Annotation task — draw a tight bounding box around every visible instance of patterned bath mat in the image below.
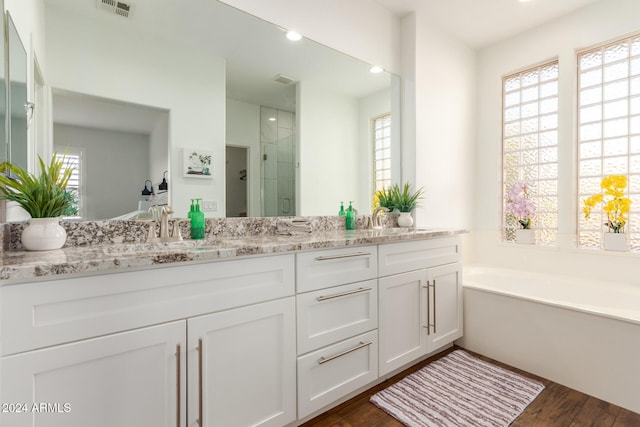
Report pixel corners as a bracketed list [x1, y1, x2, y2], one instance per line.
[370, 350, 544, 427]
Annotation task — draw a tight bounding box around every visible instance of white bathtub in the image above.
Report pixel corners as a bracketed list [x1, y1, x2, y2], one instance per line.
[456, 265, 640, 414]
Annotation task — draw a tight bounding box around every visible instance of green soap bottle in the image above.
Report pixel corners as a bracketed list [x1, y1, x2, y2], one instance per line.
[338, 202, 345, 216]
[188, 199, 195, 220]
[345, 201, 356, 230]
[191, 198, 205, 240]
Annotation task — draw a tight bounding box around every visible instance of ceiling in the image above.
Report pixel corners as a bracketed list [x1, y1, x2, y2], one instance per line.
[45, 0, 390, 134]
[374, 0, 601, 48]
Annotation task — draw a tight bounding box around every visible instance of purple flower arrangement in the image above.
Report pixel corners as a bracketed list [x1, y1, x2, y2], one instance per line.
[505, 181, 536, 229]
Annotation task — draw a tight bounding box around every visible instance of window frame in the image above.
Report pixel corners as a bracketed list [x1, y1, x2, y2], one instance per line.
[501, 59, 560, 246]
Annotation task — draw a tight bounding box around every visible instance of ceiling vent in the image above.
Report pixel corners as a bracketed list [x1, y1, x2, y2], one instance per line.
[97, 0, 133, 18]
[274, 74, 296, 85]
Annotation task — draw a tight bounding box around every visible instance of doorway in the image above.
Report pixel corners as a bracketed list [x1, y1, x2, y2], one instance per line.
[226, 146, 248, 217]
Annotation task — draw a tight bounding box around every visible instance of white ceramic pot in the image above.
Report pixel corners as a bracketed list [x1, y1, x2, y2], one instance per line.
[397, 212, 413, 227]
[516, 228, 534, 244]
[21, 217, 67, 251]
[603, 232, 627, 251]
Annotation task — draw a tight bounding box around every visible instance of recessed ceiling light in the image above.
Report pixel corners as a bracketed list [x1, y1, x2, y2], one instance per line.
[369, 66, 384, 74]
[286, 31, 302, 41]
[269, 117, 277, 122]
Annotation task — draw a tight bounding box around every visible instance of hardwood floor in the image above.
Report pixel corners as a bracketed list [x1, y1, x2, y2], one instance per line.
[301, 346, 640, 427]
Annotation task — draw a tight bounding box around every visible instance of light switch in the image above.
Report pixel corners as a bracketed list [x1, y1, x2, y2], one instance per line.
[202, 200, 217, 212]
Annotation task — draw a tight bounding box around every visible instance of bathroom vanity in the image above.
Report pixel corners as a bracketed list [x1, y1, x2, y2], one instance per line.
[0, 222, 463, 427]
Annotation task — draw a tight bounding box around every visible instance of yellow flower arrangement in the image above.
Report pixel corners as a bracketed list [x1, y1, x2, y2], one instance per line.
[583, 175, 632, 233]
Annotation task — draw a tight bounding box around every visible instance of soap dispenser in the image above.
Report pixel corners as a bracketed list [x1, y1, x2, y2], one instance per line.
[191, 198, 205, 240]
[345, 201, 356, 230]
[338, 202, 345, 216]
[188, 199, 195, 220]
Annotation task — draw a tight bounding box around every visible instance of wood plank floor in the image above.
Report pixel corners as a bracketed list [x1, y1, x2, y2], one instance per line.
[301, 346, 640, 427]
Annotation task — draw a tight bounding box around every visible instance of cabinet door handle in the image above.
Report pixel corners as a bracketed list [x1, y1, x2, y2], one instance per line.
[175, 344, 181, 427]
[315, 252, 371, 261]
[433, 279, 437, 334]
[197, 338, 203, 426]
[318, 341, 372, 365]
[424, 281, 431, 335]
[316, 287, 372, 301]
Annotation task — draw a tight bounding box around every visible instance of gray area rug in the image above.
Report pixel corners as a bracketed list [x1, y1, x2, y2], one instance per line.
[370, 350, 544, 427]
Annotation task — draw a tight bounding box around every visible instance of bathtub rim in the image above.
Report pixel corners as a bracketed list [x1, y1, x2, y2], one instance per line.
[463, 264, 640, 326]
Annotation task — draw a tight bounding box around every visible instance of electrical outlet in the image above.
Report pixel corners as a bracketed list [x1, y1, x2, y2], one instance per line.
[201, 200, 217, 212]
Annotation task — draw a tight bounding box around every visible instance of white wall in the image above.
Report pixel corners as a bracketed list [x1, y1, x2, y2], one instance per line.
[45, 6, 226, 218]
[226, 98, 261, 216]
[410, 12, 477, 230]
[149, 114, 169, 192]
[298, 82, 362, 215]
[220, 0, 401, 75]
[54, 124, 149, 220]
[473, 0, 640, 284]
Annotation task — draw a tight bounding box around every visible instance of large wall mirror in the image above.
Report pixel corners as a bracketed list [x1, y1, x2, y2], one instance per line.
[43, 0, 400, 219]
[5, 11, 27, 172]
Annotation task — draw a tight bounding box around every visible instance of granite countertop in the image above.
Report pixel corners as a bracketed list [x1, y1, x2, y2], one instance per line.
[0, 228, 464, 284]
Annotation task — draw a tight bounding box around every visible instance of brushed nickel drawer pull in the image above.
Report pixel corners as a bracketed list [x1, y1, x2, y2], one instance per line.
[425, 280, 431, 335]
[175, 344, 181, 427]
[315, 252, 371, 261]
[316, 287, 372, 301]
[197, 338, 203, 426]
[433, 279, 437, 334]
[318, 341, 372, 365]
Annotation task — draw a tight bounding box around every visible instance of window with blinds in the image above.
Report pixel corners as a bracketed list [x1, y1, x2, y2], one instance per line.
[373, 113, 392, 193]
[502, 61, 560, 245]
[57, 152, 81, 217]
[577, 34, 640, 251]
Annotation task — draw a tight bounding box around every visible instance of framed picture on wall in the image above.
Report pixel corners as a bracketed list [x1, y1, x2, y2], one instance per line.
[183, 148, 213, 178]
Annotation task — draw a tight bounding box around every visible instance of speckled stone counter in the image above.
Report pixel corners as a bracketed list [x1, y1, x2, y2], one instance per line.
[0, 216, 465, 283]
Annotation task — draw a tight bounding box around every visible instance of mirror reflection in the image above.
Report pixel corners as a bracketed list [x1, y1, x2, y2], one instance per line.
[7, 12, 27, 171]
[44, 0, 399, 219]
[0, 0, 5, 165]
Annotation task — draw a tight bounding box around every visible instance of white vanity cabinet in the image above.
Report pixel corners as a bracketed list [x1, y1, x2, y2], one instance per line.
[295, 246, 379, 419]
[378, 237, 463, 376]
[187, 297, 296, 427]
[0, 254, 297, 427]
[1, 321, 186, 427]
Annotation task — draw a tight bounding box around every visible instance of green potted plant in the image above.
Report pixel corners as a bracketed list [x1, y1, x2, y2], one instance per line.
[374, 182, 424, 227]
[0, 154, 74, 250]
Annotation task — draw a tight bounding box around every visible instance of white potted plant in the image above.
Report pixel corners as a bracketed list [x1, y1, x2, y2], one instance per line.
[506, 181, 536, 244]
[0, 154, 74, 250]
[374, 183, 424, 228]
[583, 175, 631, 251]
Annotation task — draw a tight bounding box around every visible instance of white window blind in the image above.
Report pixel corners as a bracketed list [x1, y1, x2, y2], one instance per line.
[373, 114, 392, 193]
[57, 152, 81, 217]
[502, 61, 559, 245]
[577, 34, 640, 250]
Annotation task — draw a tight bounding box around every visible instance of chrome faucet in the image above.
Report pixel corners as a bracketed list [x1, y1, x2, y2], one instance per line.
[371, 206, 390, 229]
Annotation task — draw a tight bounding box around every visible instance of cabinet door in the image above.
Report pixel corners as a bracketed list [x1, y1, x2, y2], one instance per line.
[1, 321, 186, 427]
[425, 262, 463, 351]
[187, 297, 296, 427]
[378, 270, 427, 376]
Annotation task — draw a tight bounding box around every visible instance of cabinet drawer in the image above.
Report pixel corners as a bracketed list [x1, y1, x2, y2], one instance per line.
[296, 280, 377, 355]
[297, 330, 378, 418]
[1, 254, 294, 356]
[378, 237, 461, 277]
[296, 246, 377, 293]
